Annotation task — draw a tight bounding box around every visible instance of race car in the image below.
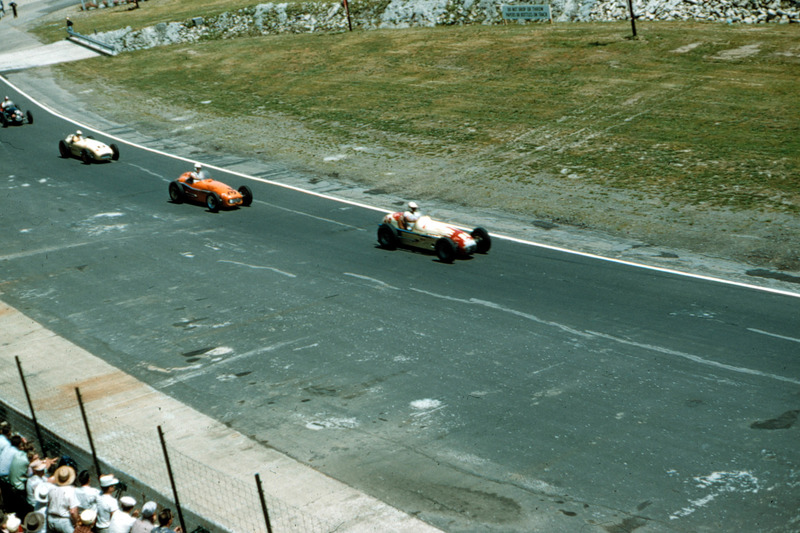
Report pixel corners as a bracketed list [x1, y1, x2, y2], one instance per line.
[0, 103, 33, 127]
[58, 132, 120, 163]
[168, 171, 253, 212]
[378, 211, 491, 263]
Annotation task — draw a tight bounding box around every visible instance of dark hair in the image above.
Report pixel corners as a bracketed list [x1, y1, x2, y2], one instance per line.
[158, 508, 173, 526]
[78, 470, 91, 486]
[10, 434, 22, 447]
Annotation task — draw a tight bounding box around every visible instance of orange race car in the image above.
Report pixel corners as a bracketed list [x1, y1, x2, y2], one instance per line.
[168, 168, 253, 212]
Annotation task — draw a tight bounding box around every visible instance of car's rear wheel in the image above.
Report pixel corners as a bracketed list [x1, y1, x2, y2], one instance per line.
[80, 149, 92, 165]
[26, 111, 33, 125]
[378, 224, 399, 250]
[58, 140, 70, 158]
[471, 227, 491, 254]
[1, 115, 7, 128]
[206, 192, 221, 212]
[110, 144, 120, 161]
[169, 182, 184, 204]
[435, 237, 457, 263]
[238, 185, 253, 207]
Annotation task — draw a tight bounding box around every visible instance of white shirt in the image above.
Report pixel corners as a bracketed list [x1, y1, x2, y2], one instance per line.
[108, 510, 136, 533]
[403, 210, 420, 229]
[0, 444, 18, 475]
[47, 484, 80, 519]
[26, 474, 44, 506]
[96, 493, 119, 528]
[76, 485, 101, 511]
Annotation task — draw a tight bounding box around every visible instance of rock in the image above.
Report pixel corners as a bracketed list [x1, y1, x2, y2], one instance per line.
[90, 0, 800, 53]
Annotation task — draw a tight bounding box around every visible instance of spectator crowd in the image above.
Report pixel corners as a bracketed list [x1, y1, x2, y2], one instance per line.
[0, 421, 186, 533]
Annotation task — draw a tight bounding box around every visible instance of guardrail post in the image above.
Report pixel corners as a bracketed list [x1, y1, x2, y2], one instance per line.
[158, 425, 188, 533]
[255, 473, 274, 533]
[75, 387, 103, 478]
[15, 356, 48, 457]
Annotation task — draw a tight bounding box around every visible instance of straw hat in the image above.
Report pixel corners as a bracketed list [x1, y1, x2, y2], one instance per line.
[53, 465, 76, 486]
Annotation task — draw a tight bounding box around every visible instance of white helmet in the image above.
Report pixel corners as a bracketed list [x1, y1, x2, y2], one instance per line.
[75, 130, 82, 136]
[194, 163, 202, 170]
[408, 201, 419, 212]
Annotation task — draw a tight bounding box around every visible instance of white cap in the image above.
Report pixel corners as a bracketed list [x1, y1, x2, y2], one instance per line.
[120, 495, 136, 508]
[141, 501, 157, 517]
[80, 508, 97, 525]
[5, 513, 21, 531]
[99, 474, 119, 487]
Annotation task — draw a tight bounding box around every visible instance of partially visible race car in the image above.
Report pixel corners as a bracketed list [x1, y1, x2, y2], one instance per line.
[58, 133, 120, 164]
[0, 104, 33, 127]
[378, 212, 491, 263]
[169, 172, 253, 212]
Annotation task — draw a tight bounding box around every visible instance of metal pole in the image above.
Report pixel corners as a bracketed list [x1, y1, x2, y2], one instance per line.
[75, 388, 103, 479]
[15, 356, 47, 457]
[627, 0, 637, 38]
[158, 426, 188, 533]
[255, 473, 274, 533]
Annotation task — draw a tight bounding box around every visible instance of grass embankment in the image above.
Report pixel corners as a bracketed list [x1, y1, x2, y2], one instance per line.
[43, 6, 800, 217]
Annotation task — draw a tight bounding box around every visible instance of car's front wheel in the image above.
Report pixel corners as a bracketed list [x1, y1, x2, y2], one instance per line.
[26, 111, 33, 125]
[80, 149, 92, 165]
[169, 182, 184, 204]
[435, 237, 457, 263]
[58, 140, 70, 158]
[206, 192, 221, 212]
[378, 224, 399, 250]
[471, 227, 491, 254]
[238, 185, 253, 207]
[110, 144, 120, 161]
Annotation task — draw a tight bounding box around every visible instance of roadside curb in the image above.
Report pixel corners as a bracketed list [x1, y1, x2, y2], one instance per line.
[0, 300, 442, 532]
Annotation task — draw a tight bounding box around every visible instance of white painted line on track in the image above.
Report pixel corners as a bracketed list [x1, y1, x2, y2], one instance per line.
[218, 259, 296, 278]
[0, 242, 92, 261]
[4, 75, 799, 300]
[343, 272, 400, 290]
[747, 328, 800, 344]
[587, 330, 800, 386]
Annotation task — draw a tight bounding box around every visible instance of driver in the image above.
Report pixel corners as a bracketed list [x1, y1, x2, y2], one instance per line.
[187, 163, 208, 183]
[1, 96, 13, 110]
[70, 129, 84, 142]
[403, 201, 421, 230]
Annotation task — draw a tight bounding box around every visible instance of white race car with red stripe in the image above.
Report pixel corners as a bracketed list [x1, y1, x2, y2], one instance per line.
[378, 212, 491, 263]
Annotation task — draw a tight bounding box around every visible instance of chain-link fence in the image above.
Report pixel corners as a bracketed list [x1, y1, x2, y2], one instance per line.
[1, 357, 333, 533]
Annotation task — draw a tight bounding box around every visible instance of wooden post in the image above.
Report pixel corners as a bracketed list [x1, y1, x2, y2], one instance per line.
[343, 0, 352, 31]
[627, 0, 637, 37]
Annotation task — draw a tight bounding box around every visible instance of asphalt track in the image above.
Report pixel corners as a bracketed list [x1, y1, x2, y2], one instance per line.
[2, 44, 800, 533]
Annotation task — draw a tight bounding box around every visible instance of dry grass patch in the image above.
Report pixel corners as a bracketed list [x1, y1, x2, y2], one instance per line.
[52, 21, 800, 220]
